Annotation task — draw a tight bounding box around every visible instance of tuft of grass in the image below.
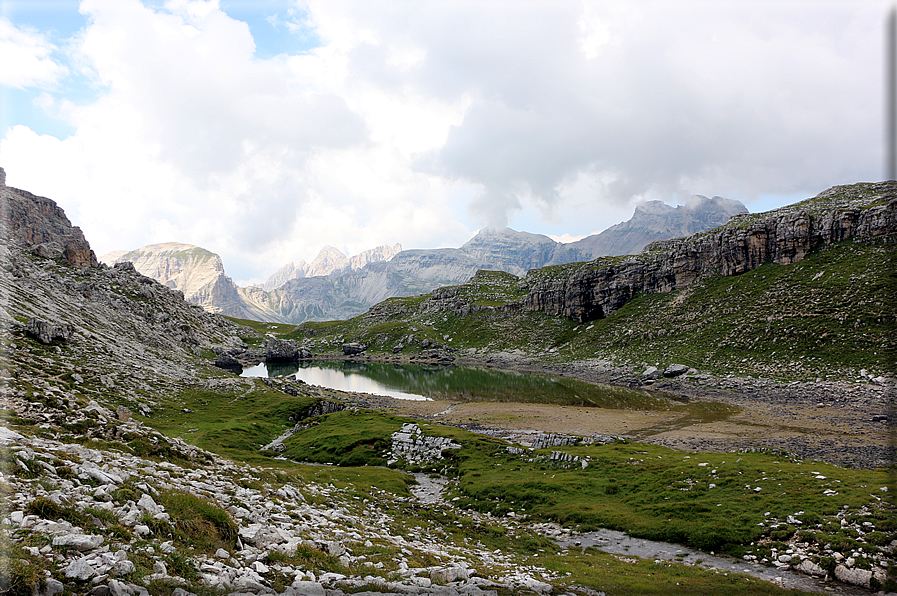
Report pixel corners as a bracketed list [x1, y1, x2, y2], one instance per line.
[154, 489, 238, 553]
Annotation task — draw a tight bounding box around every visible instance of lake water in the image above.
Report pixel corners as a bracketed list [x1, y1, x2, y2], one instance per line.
[241, 360, 680, 410]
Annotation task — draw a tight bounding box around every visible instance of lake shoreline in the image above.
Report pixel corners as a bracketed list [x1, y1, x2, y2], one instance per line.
[263, 351, 893, 470]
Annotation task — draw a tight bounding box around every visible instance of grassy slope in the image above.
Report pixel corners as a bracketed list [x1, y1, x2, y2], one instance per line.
[279, 239, 895, 381]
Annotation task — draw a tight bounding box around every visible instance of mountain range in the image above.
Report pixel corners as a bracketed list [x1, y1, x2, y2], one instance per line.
[101, 195, 747, 324]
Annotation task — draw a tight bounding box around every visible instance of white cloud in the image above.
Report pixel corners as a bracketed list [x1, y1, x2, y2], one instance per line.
[0, 17, 66, 88]
[0, 0, 888, 283]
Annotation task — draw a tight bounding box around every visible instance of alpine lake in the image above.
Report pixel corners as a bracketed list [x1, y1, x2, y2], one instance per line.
[240, 360, 737, 440]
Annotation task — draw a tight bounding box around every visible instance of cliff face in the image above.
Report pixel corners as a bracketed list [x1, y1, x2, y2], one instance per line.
[523, 182, 897, 323]
[101, 242, 281, 321]
[0, 167, 98, 268]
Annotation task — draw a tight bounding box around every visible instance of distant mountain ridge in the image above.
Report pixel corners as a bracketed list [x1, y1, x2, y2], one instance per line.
[103, 195, 747, 324]
[566, 195, 747, 257]
[258, 243, 402, 291]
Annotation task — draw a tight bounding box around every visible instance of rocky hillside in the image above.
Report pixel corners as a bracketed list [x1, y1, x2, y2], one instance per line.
[522, 182, 896, 323]
[566, 194, 747, 257]
[0, 169, 611, 596]
[101, 243, 275, 322]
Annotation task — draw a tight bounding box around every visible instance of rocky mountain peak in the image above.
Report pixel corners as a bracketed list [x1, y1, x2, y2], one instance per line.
[260, 243, 403, 291]
[0, 166, 98, 268]
[568, 195, 748, 257]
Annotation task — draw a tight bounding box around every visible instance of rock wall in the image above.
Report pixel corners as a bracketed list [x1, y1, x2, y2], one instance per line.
[0, 167, 99, 268]
[523, 182, 897, 322]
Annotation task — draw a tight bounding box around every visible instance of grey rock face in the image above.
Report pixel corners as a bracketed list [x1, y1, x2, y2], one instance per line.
[0, 171, 98, 268]
[25, 318, 74, 344]
[567, 195, 747, 257]
[388, 423, 461, 466]
[265, 338, 299, 362]
[524, 182, 897, 322]
[342, 342, 366, 355]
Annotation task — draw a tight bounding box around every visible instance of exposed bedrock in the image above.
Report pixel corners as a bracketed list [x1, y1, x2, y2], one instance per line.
[523, 182, 897, 322]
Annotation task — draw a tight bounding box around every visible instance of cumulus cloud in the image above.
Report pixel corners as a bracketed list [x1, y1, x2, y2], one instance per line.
[0, 17, 66, 88]
[0, 0, 886, 283]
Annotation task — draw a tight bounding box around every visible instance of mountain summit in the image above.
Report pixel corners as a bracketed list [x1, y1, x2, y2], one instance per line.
[567, 195, 747, 257]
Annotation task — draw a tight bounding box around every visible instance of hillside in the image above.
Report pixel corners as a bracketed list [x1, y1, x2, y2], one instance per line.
[1, 170, 894, 595]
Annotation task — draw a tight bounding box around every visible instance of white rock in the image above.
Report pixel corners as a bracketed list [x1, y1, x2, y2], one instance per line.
[797, 559, 826, 577]
[107, 579, 134, 596]
[431, 566, 470, 583]
[64, 557, 98, 580]
[136, 493, 159, 514]
[52, 533, 103, 551]
[290, 580, 325, 595]
[834, 564, 872, 588]
[43, 577, 64, 595]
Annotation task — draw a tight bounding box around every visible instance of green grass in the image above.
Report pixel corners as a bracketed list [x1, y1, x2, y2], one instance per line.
[451, 438, 895, 557]
[541, 548, 810, 595]
[279, 408, 404, 467]
[147, 381, 319, 461]
[154, 488, 238, 553]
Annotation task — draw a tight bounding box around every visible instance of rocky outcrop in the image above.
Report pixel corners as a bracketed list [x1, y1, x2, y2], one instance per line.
[25, 318, 74, 344]
[523, 182, 897, 322]
[342, 342, 366, 355]
[0, 167, 98, 268]
[387, 423, 461, 466]
[265, 338, 299, 362]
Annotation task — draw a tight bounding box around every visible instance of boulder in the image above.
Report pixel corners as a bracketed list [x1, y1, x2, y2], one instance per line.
[26, 318, 74, 344]
[834, 564, 872, 588]
[265, 338, 299, 362]
[430, 566, 469, 583]
[342, 342, 366, 355]
[214, 352, 242, 371]
[642, 366, 661, 380]
[663, 364, 690, 377]
[53, 533, 103, 551]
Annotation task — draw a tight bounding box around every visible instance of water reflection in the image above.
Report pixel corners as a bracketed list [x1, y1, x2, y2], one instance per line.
[240, 361, 431, 401]
[241, 360, 677, 410]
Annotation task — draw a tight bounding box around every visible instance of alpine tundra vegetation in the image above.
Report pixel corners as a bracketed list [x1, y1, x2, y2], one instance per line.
[0, 168, 894, 596]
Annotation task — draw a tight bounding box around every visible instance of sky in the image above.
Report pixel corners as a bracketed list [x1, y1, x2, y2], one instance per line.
[0, 0, 890, 285]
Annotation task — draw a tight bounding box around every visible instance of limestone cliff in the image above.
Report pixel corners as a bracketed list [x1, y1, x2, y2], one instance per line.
[0, 167, 98, 268]
[523, 182, 897, 322]
[101, 243, 280, 321]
